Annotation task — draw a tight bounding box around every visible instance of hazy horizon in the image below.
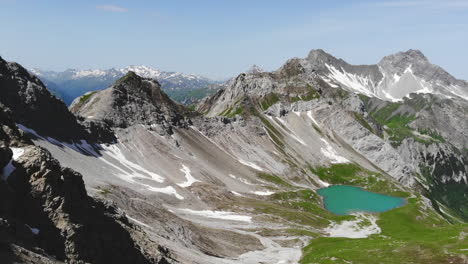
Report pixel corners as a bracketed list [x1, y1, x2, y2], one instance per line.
[1, 0, 467, 80]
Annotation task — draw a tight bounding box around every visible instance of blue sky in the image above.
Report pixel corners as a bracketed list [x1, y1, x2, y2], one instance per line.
[0, 0, 467, 80]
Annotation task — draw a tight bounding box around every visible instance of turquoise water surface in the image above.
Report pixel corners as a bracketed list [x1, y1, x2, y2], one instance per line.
[317, 185, 406, 215]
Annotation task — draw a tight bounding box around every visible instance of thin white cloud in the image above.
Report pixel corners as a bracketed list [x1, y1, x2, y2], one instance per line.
[96, 5, 128, 13]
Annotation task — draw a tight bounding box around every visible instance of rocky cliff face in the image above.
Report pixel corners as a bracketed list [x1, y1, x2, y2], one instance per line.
[0, 57, 88, 142]
[0, 103, 171, 263]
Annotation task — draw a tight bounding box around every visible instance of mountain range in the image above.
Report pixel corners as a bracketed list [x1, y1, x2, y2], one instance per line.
[1, 49, 467, 264]
[30, 66, 221, 105]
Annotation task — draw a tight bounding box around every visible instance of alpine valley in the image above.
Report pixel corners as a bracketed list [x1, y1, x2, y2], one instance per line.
[0, 49, 467, 264]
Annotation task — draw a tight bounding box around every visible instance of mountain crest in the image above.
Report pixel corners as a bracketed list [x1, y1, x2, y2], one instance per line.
[70, 72, 190, 133]
[246, 64, 264, 74]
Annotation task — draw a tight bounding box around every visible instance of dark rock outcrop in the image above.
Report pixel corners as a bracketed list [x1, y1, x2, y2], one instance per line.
[0, 56, 88, 142]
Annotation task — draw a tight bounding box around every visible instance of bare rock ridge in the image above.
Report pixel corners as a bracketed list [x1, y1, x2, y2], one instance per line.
[70, 71, 192, 135]
[0, 56, 89, 142]
[286, 49, 468, 101]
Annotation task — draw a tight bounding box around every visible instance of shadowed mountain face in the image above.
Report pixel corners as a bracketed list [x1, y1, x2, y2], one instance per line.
[0, 57, 88, 142]
[1, 50, 467, 264]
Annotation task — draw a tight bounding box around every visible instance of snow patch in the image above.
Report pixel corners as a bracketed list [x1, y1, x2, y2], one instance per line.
[325, 64, 375, 97]
[253, 191, 275, 196]
[267, 116, 307, 146]
[102, 144, 165, 183]
[11, 148, 25, 160]
[239, 159, 264, 172]
[180, 209, 252, 222]
[229, 174, 255, 185]
[317, 179, 330, 187]
[1, 147, 27, 180]
[306, 111, 320, 126]
[320, 139, 349, 164]
[325, 214, 381, 238]
[177, 164, 200, 187]
[127, 216, 152, 229]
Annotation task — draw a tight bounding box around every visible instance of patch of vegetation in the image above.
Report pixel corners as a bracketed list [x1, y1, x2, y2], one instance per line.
[260, 93, 280, 110]
[248, 200, 331, 227]
[420, 158, 468, 221]
[369, 102, 418, 146]
[244, 189, 353, 228]
[97, 186, 111, 196]
[222, 106, 244, 117]
[353, 112, 377, 135]
[258, 172, 292, 188]
[310, 163, 363, 185]
[258, 114, 284, 148]
[187, 104, 197, 111]
[418, 128, 446, 143]
[79, 91, 97, 104]
[165, 87, 217, 104]
[301, 197, 468, 264]
[290, 84, 321, 102]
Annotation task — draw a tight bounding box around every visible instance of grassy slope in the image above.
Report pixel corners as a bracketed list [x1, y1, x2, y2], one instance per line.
[301, 163, 468, 264]
[301, 197, 468, 264]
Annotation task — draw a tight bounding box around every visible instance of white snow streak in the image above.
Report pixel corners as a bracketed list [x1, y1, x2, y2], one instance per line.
[326, 64, 375, 97]
[177, 164, 200, 187]
[127, 216, 152, 229]
[11, 148, 25, 160]
[229, 174, 255, 185]
[306, 110, 320, 126]
[239, 159, 264, 172]
[253, 191, 275, 196]
[317, 179, 330, 187]
[102, 144, 165, 183]
[180, 209, 252, 222]
[266, 116, 307, 146]
[320, 139, 349, 164]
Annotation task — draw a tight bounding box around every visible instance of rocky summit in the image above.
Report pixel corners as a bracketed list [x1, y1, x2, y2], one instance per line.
[1, 49, 467, 264]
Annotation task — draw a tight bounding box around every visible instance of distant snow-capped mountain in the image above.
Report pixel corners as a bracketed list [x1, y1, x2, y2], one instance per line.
[30, 65, 220, 105]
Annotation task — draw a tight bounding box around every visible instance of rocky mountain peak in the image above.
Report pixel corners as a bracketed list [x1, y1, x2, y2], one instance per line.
[378, 49, 429, 69]
[305, 49, 344, 66]
[70, 72, 191, 133]
[246, 65, 264, 74]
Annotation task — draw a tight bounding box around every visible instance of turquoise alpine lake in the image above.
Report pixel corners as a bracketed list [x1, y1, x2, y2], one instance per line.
[317, 185, 406, 215]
